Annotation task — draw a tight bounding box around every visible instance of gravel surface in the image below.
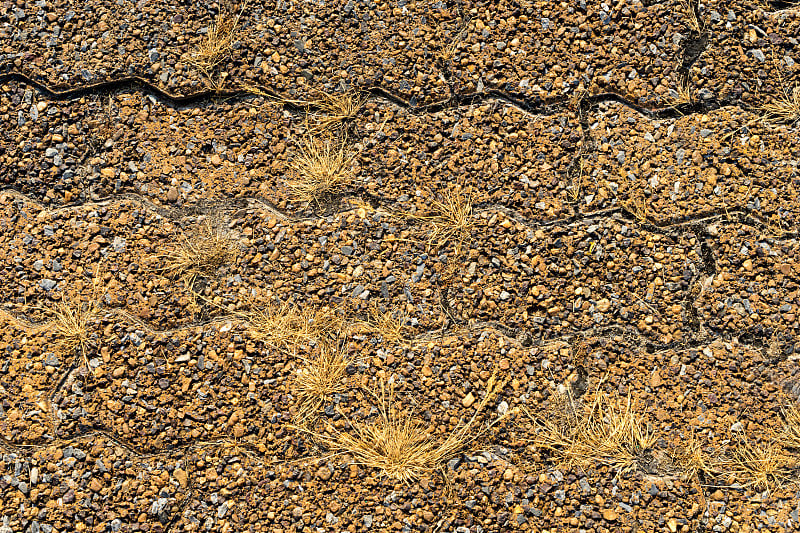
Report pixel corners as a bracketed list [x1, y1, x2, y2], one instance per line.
[2, 0, 800, 531]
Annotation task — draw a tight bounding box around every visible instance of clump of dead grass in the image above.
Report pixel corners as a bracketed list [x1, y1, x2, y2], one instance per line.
[715, 434, 792, 492]
[781, 401, 800, 450]
[242, 300, 342, 354]
[351, 305, 411, 346]
[405, 185, 474, 249]
[241, 86, 366, 133]
[438, 22, 470, 65]
[526, 384, 657, 474]
[619, 184, 650, 224]
[35, 263, 105, 370]
[189, 4, 244, 87]
[312, 371, 508, 482]
[760, 83, 800, 125]
[159, 220, 236, 289]
[293, 340, 349, 427]
[287, 133, 355, 205]
[299, 89, 367, 133]
[51, 295, 101, 369]
[671, 430, 716, 483]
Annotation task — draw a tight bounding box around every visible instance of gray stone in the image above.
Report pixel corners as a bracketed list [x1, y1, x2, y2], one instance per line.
[39, 279, 56, 291]
[112, 236, 126, 252]
[412, 263, 425, 283]
[749, 49, 766, 63]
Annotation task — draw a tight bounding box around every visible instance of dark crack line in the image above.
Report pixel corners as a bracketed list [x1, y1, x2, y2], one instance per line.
[0, 71, 753, 121]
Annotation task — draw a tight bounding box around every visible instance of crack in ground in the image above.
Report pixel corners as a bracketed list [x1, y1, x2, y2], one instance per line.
[0, 71, 752, 120]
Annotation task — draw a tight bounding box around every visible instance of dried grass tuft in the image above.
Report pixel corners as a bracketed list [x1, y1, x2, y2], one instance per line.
[780, 401, 800, 450]
[665, 75, 694, 107]
[526, 384, 656, 474]
[243, 301, 342, 354]
[287, 133, 355, 205]
[51, 295, 100, 369]
[242, 87, 366, 133]
[159, 220, 235, 289]
[351, 305, 410, 346]
[672, 430, 714, 482]
[293, 341, 349, 427]
[312, 370, 508, 482]
[406, 185, 474, 249]
[715, 435, 791, 492]
[678, 0, 703, 33]
[302, 89, 367, 133]
[760, 84, 800, 125]
[190, 5, 243, 81]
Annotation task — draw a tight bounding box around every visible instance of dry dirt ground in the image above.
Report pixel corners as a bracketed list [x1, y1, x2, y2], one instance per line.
[2, 0, 800, 532]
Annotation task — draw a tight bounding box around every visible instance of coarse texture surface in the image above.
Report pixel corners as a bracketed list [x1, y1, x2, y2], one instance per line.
[2, 0, 800, 532]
